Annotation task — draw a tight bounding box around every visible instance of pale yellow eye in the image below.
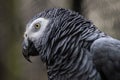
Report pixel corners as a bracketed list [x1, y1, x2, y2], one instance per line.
[34, 23, 41, 29]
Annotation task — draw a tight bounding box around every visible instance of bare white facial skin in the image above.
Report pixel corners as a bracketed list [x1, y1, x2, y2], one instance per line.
[24, 18, 49, 41]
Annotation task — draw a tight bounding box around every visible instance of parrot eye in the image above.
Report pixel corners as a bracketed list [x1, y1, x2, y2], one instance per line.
[34, 23, 41, 29]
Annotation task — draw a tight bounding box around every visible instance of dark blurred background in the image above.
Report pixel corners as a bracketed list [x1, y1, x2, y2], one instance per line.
[0, 0, 120, 80]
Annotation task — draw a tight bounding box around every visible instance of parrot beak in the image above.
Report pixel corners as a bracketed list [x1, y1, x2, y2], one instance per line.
[22, 38, 39, 63]
[22, 38, 32, 62]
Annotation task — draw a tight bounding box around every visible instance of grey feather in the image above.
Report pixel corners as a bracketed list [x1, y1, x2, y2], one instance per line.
[91, 37, 120, 80]
[33, 8, 103, 80]
[22, 8, 120, 80]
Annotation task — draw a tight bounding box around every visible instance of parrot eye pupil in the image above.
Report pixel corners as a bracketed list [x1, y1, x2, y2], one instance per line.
[34, 23, 41, 29]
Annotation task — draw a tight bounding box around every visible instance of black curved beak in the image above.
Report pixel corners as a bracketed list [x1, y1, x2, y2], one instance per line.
[22, 38, 39, 63]
[22, 38, 32, 62]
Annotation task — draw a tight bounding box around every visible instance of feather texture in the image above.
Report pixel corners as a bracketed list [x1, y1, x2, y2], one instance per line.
[23, 8, 120, 80]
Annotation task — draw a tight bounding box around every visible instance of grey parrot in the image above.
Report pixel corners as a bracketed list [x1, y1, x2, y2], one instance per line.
[22, 8, 120, 80]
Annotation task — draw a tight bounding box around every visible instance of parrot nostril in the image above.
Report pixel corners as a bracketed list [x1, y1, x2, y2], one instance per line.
[24, 33, 27, 38]
[24, 33, 28, 38]
[25, 34, 27, 37]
